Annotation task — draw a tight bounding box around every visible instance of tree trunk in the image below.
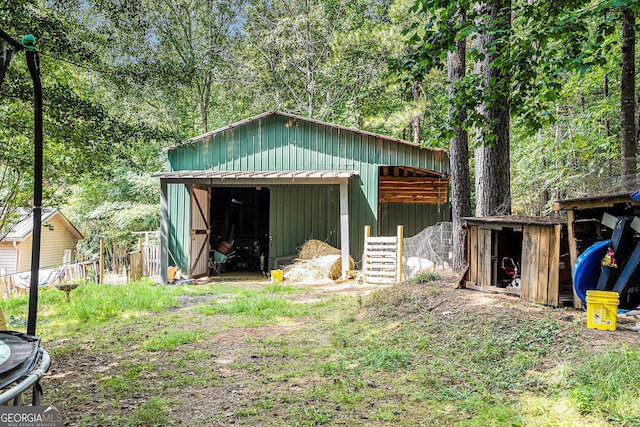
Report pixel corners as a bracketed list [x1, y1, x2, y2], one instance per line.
[621, 9, 636, 192]
[447, 8, 471, 272]
[604, 74, 610, 138]
[412, 83, 421, 145]
[474, 0, 511, 217]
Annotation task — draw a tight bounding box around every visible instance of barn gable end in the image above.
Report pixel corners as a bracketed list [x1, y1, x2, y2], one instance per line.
[159, 111, 450, 281]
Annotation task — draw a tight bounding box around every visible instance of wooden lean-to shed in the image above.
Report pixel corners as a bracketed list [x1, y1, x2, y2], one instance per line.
[462, 216, 573, 307]
[553, 193, 640, 308]
[156, 111, 451, 282]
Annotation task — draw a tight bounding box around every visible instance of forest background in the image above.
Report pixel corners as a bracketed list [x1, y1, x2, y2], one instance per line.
[1, 0, 637, 261]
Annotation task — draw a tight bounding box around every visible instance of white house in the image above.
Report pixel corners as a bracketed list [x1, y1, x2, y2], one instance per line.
[0, 208, 83, 275]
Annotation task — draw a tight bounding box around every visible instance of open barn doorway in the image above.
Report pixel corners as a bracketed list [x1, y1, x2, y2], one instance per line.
[209, 187, 270, 274]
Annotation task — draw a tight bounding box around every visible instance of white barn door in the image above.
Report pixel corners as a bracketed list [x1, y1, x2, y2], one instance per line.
[190, 187, 210, 278]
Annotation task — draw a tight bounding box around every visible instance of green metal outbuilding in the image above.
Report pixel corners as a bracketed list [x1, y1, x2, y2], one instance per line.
[157, 111, 450, 283]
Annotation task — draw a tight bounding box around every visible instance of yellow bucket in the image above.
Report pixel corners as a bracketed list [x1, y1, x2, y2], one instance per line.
[271, 269, 283, 284]
[586, 290, 619, 331]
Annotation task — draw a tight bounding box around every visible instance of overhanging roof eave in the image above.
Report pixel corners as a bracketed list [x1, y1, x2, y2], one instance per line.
[160, 177, 351, 185]
[152, 170, 359, 185]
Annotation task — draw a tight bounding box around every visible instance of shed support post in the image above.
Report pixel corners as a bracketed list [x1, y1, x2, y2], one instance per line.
[339, 180, 350, 279]
[160, 179, 169, 284]
[566, 208, 581, 309]
[397, 225, 404, 283]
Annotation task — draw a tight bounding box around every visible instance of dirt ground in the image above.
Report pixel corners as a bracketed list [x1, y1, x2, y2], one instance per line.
[41, 275, 638, 426]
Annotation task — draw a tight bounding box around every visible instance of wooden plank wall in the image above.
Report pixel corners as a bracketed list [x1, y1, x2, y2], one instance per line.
[378, 176, 448, 204]
[466, 222, 561, 306]
[521, 224, 560, 306]
[479, 227, 493, 288]
[468, 225, 478, 285]
[521, 225, 538, 302]
[476, 225, 485, 287]
[466, 225, 494, 288]
[548, 225, 561, 307]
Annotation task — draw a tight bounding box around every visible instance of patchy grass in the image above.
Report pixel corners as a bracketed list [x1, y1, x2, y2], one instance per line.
[143, 330, 203, 351]
[2, 279, 180, 337]
[568, 350, 640, 424]
[408, 271, 441, 285]
[4, 278, 640, 426]
[131, 397, 170, 426]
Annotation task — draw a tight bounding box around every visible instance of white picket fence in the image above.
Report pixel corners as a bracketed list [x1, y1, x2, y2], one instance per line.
[0, 240, 161, 300]
[0, 260, 99, 300]
[142, 244, 160, 278]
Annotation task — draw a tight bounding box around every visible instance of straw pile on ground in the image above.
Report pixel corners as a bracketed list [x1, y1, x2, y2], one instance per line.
[284, 240, 354, 282]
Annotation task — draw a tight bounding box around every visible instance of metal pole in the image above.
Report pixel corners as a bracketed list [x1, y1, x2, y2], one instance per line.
[24, 36, 42, 336]
[160, 179, 169, 284]
[99, 240, 105, 284]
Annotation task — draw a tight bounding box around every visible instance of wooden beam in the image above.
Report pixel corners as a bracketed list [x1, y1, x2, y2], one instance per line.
[378, 175, 449, 204]
[379, 166, 447, 178]
[379, 176, 449, 185]
[340, 181, 350, 279]
[553, 194, 639, 211]
[160, 178, 169, 284]
[397, 225, 403, 283]
[477, 228, 486, 287]
[565, 209, 581, 309]
[378, 188, 448, 195]
[378, 195, 448, 204]
[548, 224, 561, 307]
[537, 225, 550, 305]
[469, 225, 478, 284]
[378, 188, 449, 194]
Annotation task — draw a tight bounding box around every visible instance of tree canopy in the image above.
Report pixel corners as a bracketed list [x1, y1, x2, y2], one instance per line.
[1, 0, 639, 251]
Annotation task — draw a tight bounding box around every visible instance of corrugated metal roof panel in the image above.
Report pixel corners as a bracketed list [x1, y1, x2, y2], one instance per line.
[2, 208, 59, 241]
[463, 216, 567, 226]
[163, 111, 447, 153]
[153, 170, 359, 181]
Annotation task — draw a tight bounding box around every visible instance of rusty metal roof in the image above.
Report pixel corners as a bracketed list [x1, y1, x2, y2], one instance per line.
[463, 215, 567, 226]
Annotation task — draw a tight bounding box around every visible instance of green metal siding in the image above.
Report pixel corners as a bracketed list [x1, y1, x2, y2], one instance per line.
[167, 183, 191, 273]
[268, 185, 339, 266]
[169, 115, 448, 175]
[166, 113, 450, 264]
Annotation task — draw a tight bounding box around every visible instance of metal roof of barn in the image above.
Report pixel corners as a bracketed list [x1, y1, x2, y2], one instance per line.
[153, 169, 359, 184]
[163, 111, 445, 152]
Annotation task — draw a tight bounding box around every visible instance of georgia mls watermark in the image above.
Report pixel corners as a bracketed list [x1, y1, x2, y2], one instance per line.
[0, 406, 63, 427]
